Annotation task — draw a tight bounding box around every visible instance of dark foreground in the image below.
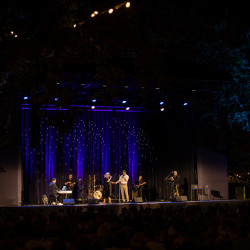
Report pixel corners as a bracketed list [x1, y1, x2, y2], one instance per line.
[0, 200, 250, 249]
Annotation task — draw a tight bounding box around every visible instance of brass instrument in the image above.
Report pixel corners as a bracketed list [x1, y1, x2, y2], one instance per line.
[175, 185, 180, 196]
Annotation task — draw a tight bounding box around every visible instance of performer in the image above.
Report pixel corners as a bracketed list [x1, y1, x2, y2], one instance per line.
[65, 174, 76, 190]
[134, 175, 146, 197]
[103, 172, 113, 204]
[72, 178, 86, 203]
[169, 171, 181, 199]
[115, 170, 129, 202]
[49, 178, 60, 203]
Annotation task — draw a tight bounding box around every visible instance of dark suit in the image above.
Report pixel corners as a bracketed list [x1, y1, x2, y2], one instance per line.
[168, 175, 181, 199]
[49, 182, 59, 203]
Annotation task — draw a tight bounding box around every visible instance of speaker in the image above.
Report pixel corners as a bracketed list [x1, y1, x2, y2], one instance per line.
[175, 196, 188, 202]
[132, 197, 143, 203]
[87, 198, 99, 204]
[63, 199, 75, 205]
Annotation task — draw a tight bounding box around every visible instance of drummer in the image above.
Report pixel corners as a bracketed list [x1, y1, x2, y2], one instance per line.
[103, 172, 114, 204]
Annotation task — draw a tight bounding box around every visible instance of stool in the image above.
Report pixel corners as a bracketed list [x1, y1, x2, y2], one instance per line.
[191, 184, 199, 201]
[201, 184, 209, 200]
[54, 194, 59, 205]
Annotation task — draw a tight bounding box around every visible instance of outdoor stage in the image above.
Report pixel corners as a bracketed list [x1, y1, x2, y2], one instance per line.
[1, 199, 249, 216]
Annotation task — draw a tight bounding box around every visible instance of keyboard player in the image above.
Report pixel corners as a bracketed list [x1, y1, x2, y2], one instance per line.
[49, 178, 60, 203]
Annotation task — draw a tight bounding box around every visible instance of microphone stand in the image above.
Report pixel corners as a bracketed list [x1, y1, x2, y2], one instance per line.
[165, 171, 173, 181]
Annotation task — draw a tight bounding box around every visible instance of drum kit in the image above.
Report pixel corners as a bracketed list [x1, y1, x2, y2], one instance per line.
[87, 175, 104, 200]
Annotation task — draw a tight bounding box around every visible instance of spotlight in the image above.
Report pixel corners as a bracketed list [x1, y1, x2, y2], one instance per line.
[125, 2, 131, 8]
[126, 107, 130, 110]
[73, 24, 77, 28]
[23, 96, 28, 100]
[91, 106, 95, 109]
[54, 97, 58, 101]
[108, 8, 114, 14]
[10, 31, 14, 35]
[94, 11, 99, 15]
[160, 108, 164, 111]
[183, 102, 188, 106]
[91, 13, 95, 17]
[14, 34, 18, 38]
[160, 101, 164, 105]
[92, 99, 97, 103]
[122, 100, 127, 104]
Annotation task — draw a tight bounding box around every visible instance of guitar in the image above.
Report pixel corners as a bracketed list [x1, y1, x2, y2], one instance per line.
[134, 182, 146, 189]
[65, 181, 76, 189]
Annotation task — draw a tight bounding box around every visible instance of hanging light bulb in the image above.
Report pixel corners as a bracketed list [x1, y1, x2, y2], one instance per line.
[125, 2, 131, 8]
[108, 8, 114, 14]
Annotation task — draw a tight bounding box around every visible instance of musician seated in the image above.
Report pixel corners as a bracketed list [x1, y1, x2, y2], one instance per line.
[49, 178, 60, 204]
[134, 175, 146, 198]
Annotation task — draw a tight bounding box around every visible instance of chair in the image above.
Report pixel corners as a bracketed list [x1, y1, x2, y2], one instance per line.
[201, 184, 210, 200]
[191, 184, 199, 201]
[211, 190, 223, 200]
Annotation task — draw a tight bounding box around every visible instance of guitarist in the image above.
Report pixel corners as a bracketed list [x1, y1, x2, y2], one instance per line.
[134, 175, 146, 197]
[65, 174, 76, 191]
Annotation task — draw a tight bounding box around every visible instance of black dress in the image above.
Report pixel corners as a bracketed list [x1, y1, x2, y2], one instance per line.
[103, 177, 111, 199]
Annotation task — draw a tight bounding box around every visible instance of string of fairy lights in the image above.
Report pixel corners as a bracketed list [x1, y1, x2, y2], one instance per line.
[8, 1, 131, 38]
[74, 1, 131, 27]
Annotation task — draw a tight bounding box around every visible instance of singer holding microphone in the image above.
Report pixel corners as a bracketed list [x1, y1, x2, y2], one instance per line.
[103, 172, 113, 204]
[115, 170, 130, 202]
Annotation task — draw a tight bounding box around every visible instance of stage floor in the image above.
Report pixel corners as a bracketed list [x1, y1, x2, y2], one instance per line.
[1, 199, 249, 215]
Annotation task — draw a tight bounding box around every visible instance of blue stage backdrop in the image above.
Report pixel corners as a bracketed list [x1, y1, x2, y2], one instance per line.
[22, 109, 152, 204]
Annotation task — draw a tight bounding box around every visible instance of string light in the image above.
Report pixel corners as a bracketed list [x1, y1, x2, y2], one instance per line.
[8, 1, 131, 38]
[125, 2, 131, 8]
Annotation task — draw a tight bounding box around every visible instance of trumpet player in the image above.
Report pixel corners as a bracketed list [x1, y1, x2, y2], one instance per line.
[115, 170, 130, 202]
